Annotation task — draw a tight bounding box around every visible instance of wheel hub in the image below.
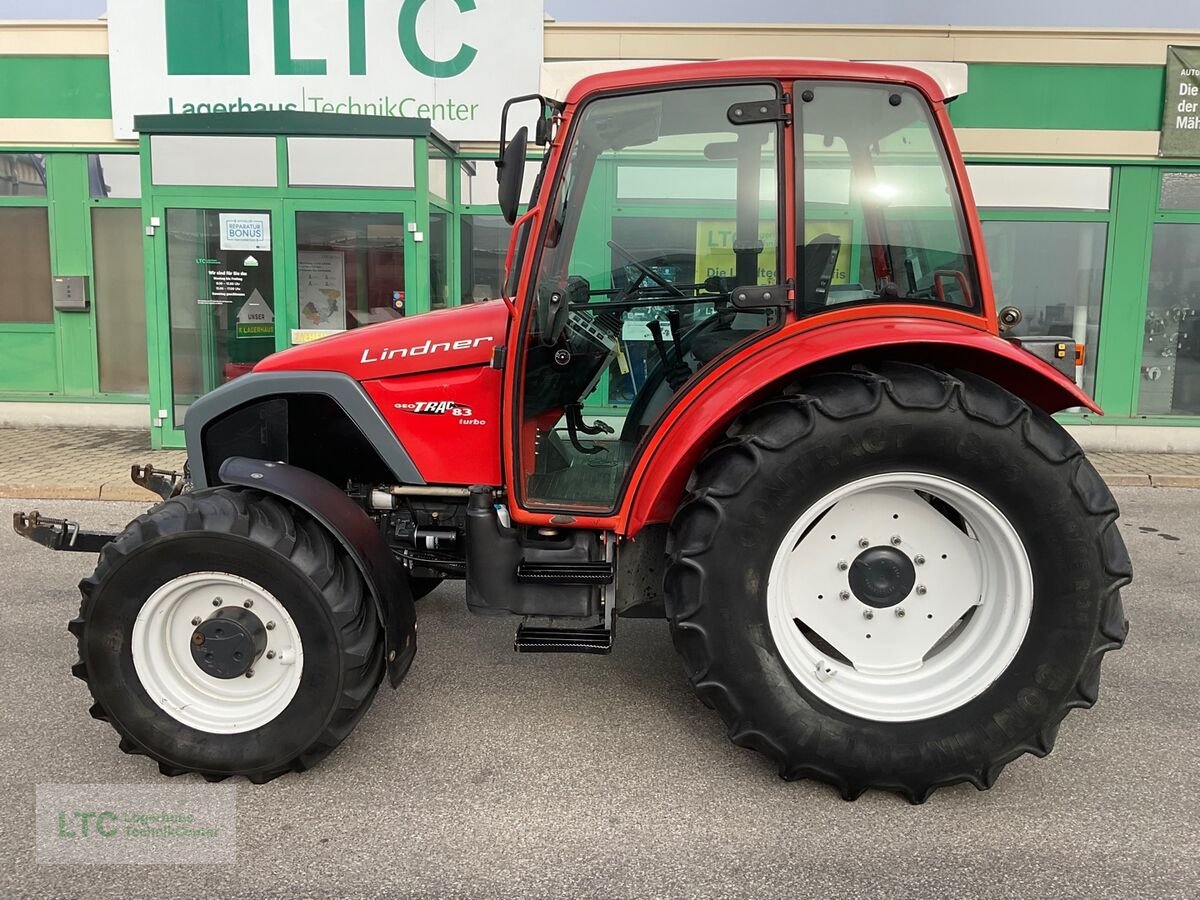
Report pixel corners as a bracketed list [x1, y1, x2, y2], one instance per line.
[848, 546, 916, 609]
[189, 606, 267, 679]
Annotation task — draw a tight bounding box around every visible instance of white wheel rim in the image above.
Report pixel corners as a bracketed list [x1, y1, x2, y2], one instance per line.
[131, 572, 304, 734]
[766, 473, 1033, 722]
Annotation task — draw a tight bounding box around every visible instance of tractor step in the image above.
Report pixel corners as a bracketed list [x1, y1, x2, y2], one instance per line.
[515, 560, 614, 585]
[514, 622, 613, 654]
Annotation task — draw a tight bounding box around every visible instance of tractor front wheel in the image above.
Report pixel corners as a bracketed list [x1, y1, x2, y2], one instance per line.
[665, 363, 1130, 801]
[70, 488, 384, 782]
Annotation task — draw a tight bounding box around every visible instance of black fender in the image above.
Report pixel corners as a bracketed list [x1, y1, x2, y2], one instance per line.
[217, 456, 416, 688]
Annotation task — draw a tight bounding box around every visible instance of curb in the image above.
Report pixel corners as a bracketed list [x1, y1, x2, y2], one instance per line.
[0, 484, 159, 502]
[1102, 474, 1152, 487]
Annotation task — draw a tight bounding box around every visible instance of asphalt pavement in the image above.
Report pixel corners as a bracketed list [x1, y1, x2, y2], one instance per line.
[1, 489, 1197, 899]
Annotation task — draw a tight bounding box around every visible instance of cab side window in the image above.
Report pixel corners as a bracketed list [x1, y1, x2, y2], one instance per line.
[797, 83, 979, 313]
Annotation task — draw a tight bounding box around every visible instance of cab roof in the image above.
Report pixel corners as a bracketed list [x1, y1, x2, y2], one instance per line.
[554, 58, 963, 106]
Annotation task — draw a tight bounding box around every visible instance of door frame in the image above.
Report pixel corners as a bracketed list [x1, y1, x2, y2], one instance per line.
[147, 196, 285, 447]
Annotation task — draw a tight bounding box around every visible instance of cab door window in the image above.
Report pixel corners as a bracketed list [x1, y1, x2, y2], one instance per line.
[519, 83, 782, 512]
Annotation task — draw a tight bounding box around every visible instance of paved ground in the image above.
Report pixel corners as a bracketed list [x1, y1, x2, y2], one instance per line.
[1, 426, 1200, 500]
[1, 488, 1197, 899]
[0, 428, 186, 501]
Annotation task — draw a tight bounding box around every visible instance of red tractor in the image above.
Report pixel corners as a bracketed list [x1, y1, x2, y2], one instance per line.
[16, 59, 1130, 802]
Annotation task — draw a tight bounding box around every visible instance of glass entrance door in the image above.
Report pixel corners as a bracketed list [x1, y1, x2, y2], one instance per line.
[151, 200, 284, 445]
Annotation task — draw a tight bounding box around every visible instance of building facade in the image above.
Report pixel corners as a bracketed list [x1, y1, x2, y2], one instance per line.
[1, 17, 1199, 449]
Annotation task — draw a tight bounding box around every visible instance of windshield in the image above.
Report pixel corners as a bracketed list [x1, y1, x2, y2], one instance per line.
[796, 82, 980, 314]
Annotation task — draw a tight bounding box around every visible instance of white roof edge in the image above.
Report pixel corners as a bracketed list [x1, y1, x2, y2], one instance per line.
[876, 61, 969, 99]
[540, 59, 968, 102]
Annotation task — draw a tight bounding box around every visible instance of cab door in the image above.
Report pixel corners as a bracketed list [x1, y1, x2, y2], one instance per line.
[504, 81, 790, 522]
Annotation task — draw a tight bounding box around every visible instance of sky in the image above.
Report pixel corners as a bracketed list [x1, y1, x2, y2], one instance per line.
[0, 0, 1197, 27]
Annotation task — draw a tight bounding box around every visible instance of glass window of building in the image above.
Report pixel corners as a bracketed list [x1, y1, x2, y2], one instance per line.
[295, 211, 408, 328]
[1139, 223, 1200, 416]
[428, 147, 449, 202]
[982, 221, 1107, 398]
[92, 207, 148, 393]
[460, 214, 509, 303]
[460, 157, 542, 206]
[0, 207, 53, 322]
[428, 211, 449, 309]
[0, 153, 47, 197]
[88, 154, 142, 199]
[1159, 171, 1200, 211]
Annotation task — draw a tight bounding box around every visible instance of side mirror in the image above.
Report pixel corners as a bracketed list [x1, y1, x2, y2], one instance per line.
[497, 126, 528, 226]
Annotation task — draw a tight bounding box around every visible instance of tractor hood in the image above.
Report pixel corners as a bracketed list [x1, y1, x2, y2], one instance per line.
[254, 300, 511, 381]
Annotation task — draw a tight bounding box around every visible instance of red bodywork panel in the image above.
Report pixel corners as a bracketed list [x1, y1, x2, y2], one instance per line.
[255, 300, 510, 486]
[255, 300, 509, 380]
[362, 366, 504, 485]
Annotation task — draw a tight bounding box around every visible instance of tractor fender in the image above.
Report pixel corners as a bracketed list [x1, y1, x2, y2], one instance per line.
[622, 316, 1098, 535]
[185, 371, 425, 491]
[217, 456, 416, 688]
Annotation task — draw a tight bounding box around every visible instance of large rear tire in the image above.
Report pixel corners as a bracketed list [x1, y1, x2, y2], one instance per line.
[70, 488, 384, 782]
[664, 363, 1130, 802]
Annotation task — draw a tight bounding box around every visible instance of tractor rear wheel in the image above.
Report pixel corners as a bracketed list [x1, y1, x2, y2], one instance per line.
[665, 363, 1130, 802]
[70, 488, 384, 782]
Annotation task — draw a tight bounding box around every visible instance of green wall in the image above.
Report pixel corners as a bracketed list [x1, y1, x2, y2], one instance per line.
[948, 64, 1166, 131]
[0, 56, 111, 119]
[0, 56, 1176, 131]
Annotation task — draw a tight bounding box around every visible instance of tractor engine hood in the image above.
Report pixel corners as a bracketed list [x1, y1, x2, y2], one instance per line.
[254, 300, 511, 380]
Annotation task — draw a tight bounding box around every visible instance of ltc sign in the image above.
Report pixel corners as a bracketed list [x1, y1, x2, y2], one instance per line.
[107, 0, 544, 141]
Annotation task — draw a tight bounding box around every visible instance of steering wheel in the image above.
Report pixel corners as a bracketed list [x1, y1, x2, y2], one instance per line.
[608, 240, 685, 298]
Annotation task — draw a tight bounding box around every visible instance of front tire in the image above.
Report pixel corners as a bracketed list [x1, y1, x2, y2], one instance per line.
[665, 363, 1131, 801]
[70, 488, 384, 782]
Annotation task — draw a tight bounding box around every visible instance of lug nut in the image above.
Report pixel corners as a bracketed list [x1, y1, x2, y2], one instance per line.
[243, 599, 253, 608]
[245, 669, 254, 678]
[915, 585, 927, 596]
[266, 650, 276, 660]
[191, 616, 202, 626]
[211, 598, 221, 607]
[890, 535, 902, 546]
[839, 590, 851, 601]
[914, 555, 926, 566]
[862, 609, 874, 620]
[895, 607, 906, 618]
[837, 560, 849, 571]
[265, 621, 275, 630]
[858, 537, 870, 548]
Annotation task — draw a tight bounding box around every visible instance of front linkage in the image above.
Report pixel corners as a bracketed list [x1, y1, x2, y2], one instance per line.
[12, 463, 185, 554]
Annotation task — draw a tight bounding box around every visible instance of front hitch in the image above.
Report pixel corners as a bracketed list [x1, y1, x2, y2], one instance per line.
[12, 460, 180, 554]
[12, 511, 116, 554]
[130, 463, 186, 501]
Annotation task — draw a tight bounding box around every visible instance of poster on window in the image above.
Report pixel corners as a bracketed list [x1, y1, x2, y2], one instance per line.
[298, 251, 347, 331]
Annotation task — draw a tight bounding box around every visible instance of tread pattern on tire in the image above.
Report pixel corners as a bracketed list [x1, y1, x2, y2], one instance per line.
[69, 487, 384, 783]
[665, 362, 1131, 802]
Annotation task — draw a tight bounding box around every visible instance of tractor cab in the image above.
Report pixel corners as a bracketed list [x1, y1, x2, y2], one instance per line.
[498, 62, 984, 521]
